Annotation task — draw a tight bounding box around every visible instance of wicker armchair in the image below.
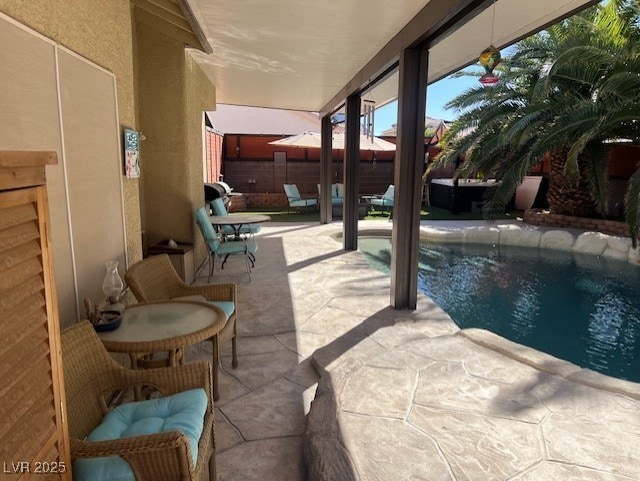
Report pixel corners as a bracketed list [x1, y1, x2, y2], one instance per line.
[61, 321, 216, 481]
[125, 254, 238, 401]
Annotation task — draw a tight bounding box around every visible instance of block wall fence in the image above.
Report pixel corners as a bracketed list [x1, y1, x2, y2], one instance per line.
[524, 209, 633, 238]
[209, 135, 638, 236]
[209, 134, 447, 205]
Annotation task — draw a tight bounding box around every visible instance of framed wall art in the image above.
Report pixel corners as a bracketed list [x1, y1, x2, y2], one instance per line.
[123, 128, 140, 178]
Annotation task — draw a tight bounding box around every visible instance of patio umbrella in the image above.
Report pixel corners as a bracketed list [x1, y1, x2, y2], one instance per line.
[268, 131, 325, 149]
[333, 133, 396, 151]
[269, 131, 396, 151]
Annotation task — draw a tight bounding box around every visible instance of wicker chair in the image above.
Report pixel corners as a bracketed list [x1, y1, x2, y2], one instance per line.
[125, 254, 238, 401]
[61, 321, 216, 481]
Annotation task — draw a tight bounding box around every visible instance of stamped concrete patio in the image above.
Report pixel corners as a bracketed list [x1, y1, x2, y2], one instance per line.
[186, 220, 640, 481]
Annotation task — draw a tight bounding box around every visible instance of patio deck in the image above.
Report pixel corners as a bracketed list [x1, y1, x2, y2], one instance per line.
[185, 220, 640, 481]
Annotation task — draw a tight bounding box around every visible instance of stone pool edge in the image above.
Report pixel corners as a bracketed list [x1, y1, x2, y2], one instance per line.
[460, 328, 640, 401]
[420, 224, 640, 265]
[304, 223, 640, 481]
[356, 222, 640, 399]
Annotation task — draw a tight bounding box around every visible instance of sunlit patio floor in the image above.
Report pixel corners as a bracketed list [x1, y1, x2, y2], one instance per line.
[185, 220, 640, 481]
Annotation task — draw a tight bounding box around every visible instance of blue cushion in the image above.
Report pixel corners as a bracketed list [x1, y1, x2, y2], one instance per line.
[209, 301, 235, 319]
[371, 198, 393, 207]
[247, 224, 261, 234]
[221, 224, 261, 236]
[283, 184, 301, 200]
[170, 296, 235, 319]
[217, 240, 257, 255]
[246, 241, 258, 254]
[210, 198, 228, 216]
[73, 389, 208, 481]
[195, 207, 217, 242]
[290, 199, 317, 207]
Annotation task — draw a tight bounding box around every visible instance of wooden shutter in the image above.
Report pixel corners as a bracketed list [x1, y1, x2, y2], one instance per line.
[0, 152, 70, 480]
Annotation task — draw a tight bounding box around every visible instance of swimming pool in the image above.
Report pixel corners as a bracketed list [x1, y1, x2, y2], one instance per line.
[359, 237, 640, 383]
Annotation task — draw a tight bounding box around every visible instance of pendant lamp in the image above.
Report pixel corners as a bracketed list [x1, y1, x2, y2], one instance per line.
[478, 1, 501, 86]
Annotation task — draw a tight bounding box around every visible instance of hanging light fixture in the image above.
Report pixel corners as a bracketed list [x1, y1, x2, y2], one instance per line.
[362, 83, 375, 141]
[363, 99, 375, 140]
[478, 0, 501, 86]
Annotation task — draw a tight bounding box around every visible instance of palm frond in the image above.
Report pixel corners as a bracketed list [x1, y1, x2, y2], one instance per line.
[431, 0, 640, 228]
[599, 72, 640, 100]
[549, 46, 616, 86]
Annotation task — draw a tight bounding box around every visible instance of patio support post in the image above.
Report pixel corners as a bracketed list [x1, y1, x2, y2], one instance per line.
[320, 115, 333, 224]
[391, 46, 428, 310]
[343, 93, 361, 250]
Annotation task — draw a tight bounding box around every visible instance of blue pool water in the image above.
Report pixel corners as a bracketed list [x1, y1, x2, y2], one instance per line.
[359, 237, 640, 383]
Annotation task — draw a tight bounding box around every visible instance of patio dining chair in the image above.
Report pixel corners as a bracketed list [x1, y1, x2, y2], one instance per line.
[125, 253, 239, 400]
[317, 183, 344, 206]
[61, 321, 216, 481]
[369, 184, 395, 218]
[283, 183, 318, 214]
[210, 198, 261, 239]
[210, 198, 259, 267]
[194, 206, 257, 281]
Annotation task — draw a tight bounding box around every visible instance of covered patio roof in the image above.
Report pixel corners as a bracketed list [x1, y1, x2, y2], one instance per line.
[186, 0, 597, 114]
[183, 0, 598, 309]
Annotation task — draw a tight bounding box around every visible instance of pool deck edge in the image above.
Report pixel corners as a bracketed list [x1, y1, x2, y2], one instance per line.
[460, 328, 640, 401]
[307, 220, 640, 481]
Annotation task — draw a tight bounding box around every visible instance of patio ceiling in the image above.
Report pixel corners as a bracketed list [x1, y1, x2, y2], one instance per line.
[185, 0, 597, 114]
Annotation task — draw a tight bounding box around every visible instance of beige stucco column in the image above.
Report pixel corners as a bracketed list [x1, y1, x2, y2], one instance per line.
[135, 22, 216, 268]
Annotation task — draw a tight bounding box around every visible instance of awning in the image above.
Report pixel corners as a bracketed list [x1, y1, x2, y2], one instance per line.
[187, 0, 597, 113]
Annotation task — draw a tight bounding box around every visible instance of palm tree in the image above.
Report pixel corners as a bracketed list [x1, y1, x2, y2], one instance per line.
[432, 0, 640, 242]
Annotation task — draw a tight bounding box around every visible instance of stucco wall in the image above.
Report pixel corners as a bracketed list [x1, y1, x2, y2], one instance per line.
[185, 53, 216, 265]
[136, 23, 215, 269]
[137, 23, 188, 244]
[0, 0, 143, 264]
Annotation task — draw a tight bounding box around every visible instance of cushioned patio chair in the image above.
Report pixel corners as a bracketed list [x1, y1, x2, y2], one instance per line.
[369, 184, 395, 217]
[283, 183, 318, 213]
[61, 321, 216, 481]
[194, 206, 257, 281]
[210, 198, 261, 238]
[125, 253, 238, 400]
[317, 183, 344, 206]
[209, 198, 259, 267]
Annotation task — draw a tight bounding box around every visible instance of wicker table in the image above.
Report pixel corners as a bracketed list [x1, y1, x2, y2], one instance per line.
[98, 300, 227, 399]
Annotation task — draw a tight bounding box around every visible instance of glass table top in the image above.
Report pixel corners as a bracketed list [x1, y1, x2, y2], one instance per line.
[98, 301, 220, 343]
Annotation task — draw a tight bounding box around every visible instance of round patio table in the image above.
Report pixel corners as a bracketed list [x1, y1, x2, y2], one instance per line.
[98, 300, 227, 399]
[98, 300, 225, 353]
[209, 213, 271, 240]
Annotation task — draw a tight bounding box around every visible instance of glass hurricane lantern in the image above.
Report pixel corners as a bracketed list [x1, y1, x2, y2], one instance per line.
[102, 260, 124, 308]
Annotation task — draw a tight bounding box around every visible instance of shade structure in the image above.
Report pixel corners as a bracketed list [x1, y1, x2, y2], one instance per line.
[334, 133, 396, 151]
[268, 131, 324, 149]
[269, 131, 396, 151]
